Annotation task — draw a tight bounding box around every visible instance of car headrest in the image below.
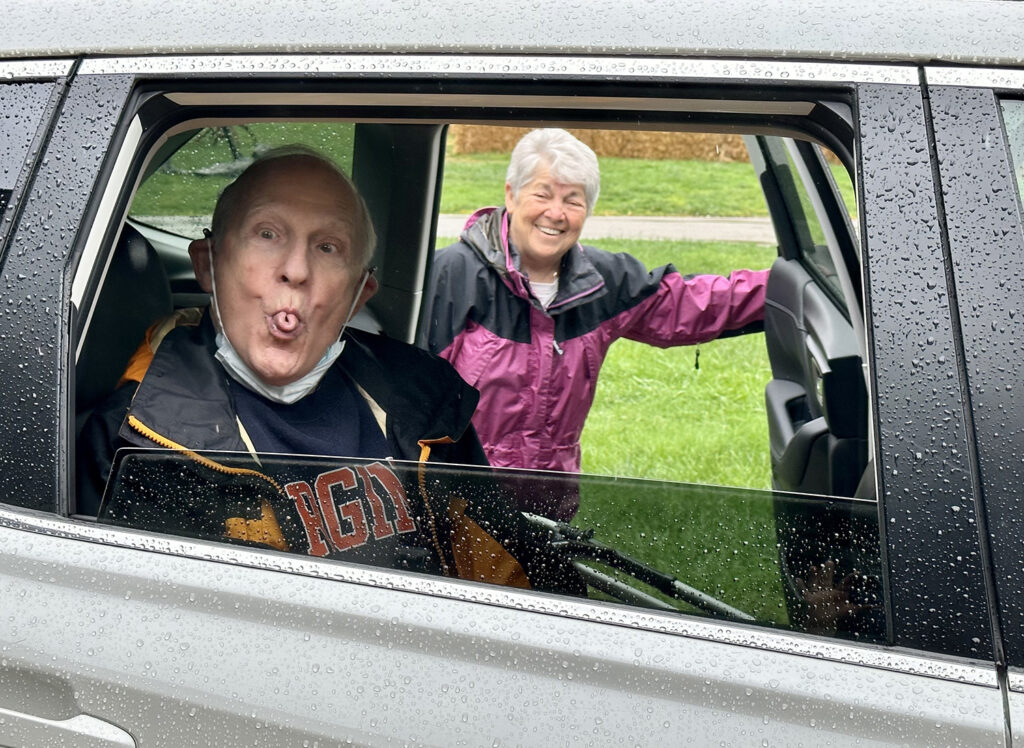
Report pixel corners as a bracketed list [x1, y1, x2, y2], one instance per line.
[76, 224, 173, 413]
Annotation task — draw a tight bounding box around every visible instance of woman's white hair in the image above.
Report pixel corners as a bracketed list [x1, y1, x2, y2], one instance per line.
[506, 129, 601, 214]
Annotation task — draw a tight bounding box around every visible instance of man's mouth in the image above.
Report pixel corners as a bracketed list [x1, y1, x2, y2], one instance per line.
[266, 309, 304, 340]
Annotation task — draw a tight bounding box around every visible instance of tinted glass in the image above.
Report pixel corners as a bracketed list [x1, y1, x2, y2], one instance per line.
[129, 123, 356, 237]
[1002, 99, 1024, 211]
[102, 450, 886, 644]
[0, 83, 53, 245]
[778, 140, 856, 307]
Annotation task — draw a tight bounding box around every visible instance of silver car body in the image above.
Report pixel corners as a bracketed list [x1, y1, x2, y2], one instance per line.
[2, 1, 1024, 745]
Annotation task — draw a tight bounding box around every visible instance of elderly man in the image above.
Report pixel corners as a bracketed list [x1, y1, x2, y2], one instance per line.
[79, 146, 558, 589]
[420, 129, 769, 519]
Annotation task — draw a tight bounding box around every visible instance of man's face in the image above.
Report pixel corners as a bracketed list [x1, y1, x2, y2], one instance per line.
[504, 166, 588, 276]
[189, 157, 376, 387]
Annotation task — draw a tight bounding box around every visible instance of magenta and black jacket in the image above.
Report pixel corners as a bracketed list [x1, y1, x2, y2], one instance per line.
[419, 207, 769, 480]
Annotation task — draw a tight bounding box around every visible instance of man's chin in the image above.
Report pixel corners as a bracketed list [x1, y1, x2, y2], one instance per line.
[249, 355, 311, 388]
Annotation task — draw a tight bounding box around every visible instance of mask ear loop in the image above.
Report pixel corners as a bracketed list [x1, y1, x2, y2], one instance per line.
[338, 265, 377, 340]
[203, 229, 226, 333]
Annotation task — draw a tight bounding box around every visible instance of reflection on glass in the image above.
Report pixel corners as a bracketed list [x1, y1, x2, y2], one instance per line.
[129, 123, 356, 236]
[101, 449, 885, 644]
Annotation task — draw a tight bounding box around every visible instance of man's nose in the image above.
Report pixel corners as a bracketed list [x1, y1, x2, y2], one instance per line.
[279, 241, 310, 284]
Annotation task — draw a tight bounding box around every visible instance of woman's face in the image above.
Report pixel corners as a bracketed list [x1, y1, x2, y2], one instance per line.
[504, 166, 587, 277]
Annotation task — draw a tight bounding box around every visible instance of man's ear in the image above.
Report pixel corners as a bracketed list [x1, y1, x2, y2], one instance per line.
[188, 237, 213, 293]
[352, 272, 379, 315]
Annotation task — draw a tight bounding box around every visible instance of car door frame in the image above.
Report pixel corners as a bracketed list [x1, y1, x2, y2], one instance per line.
[926, 64, 1024, 741]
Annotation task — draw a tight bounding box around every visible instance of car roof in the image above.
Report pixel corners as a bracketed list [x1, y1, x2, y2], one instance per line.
[4, 0, 1024, 69]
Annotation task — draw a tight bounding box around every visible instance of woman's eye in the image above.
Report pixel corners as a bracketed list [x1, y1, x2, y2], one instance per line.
[317, 242, 338, 254]
[258, 229, 276, 240]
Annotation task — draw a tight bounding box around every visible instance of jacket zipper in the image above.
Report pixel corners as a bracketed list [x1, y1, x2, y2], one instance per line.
[415, 437, 455, 578]
[127, 414, 284, 494]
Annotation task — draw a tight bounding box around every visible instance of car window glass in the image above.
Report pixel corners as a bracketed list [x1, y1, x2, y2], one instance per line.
[101, 449, 887, 644]
[1001, 99, 1024, 211]
[76, 114, 880, 653]
[0, 83, 53, 244]
[129, 123, 356, 237]
[786, 142, 857, 302]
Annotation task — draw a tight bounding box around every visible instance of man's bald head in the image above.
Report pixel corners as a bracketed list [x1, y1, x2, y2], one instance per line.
[211, 145, 376, 268]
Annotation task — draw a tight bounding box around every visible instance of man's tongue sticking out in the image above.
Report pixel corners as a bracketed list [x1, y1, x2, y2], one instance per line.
[269, 309, 302, 339]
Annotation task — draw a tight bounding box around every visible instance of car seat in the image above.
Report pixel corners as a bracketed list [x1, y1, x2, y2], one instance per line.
[75, 224, 172, 431]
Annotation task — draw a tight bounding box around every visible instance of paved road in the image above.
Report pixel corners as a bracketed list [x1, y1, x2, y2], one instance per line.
[436, 214, 776, 244]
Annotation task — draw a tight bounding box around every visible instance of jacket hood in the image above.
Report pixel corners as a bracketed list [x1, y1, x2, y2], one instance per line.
[122, 312, 243, 453]
[340, 327, 480, 456]
[461, 207, 507, 270]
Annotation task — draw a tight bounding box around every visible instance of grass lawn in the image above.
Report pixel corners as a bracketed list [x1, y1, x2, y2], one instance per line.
[574, 238, 776, 488]
[131, 128, 856, 221]
[440, 151, 857, 218]
[574, 238, 784, 621]
[131, 123, 356, 217]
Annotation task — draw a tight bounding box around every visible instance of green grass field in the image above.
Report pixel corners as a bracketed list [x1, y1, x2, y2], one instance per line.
[440, 151, 857, 218]
[574, 239, 782, 621]
[131, 125, 856, 220]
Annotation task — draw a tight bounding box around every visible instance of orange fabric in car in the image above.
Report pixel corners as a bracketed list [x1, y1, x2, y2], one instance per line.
[224, 498, 289, 551]
[446, 497, 530, 588]
[118, 308, 203, 387]
[418, 439, 531, 588]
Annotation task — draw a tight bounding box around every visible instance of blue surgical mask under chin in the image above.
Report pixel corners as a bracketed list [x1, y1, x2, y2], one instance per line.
[206, 238, 370, 405]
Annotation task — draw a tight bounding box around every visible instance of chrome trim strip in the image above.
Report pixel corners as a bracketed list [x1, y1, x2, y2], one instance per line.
[0, 504, 994, 688]
[0, 59, 73, 79]
[926, 67, 1024, 90]
[79, 54, 918, 86]
[165, 92, 815, 116]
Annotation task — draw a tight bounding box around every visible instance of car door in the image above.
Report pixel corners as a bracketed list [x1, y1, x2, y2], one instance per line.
[0, 51, 1009, 745]
[926, 65, 1024, 742]
[750, 134, 868, 500]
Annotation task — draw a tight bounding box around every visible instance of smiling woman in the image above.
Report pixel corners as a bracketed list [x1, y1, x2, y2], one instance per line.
[504, 167, 589, 283]
[419, 128, 770, 519]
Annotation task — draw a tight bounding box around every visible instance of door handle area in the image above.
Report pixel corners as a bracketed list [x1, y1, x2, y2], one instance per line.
[765, 377, 807, 457]
[0, 706, 135, 748]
